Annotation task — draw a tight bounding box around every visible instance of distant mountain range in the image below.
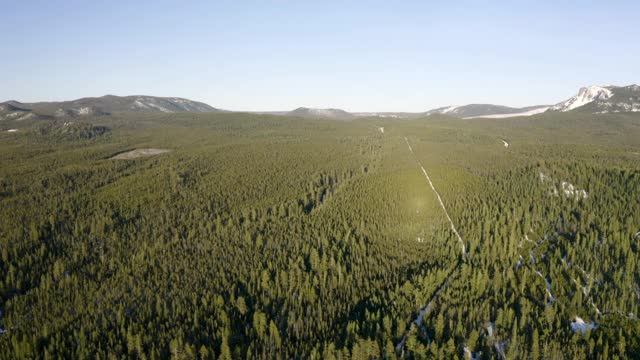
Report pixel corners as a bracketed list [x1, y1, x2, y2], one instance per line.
[549, 85, 640, 113]
[0, 95, 219, 122]
[2, 84, 639, 123]
[256, 84, 640, 120]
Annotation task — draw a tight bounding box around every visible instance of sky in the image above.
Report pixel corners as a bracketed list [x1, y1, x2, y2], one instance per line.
[2, 0, 639, 112]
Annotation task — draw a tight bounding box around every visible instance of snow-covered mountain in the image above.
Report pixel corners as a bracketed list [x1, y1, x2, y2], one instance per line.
[3, 84, 639, 125]
[549, 85, 640, 113]
[122, 96, 217, 113]
[0, 95, 219, 120]
[550, 86, 614, 112]
[424, 104, 550, 119]
[422, 84, 640, 118]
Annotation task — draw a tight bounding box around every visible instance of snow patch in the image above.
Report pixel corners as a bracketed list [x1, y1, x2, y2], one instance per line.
[570, 317, 597, 334]
[539, 172, 551, 183]
[354, 113, 402, 118]
[307, 108, 340, 117]
[534, 270, 555, 305]
[466, 106, 550, 119]
[5, 112, 34, 121]
[17, 113, 34, 121]
[77, 107, 91, 115]
[486, 322, 494, 337]
[111, 149, 171, 160]
[561, 181, 589, 200]
[539, 172, 588, 200]
[145, 102, 172, 113]
[169, 98, 189, 104]
[442, 105, 460, 114]
[463, 347, 481, 360]
[134, 100, 150, 109]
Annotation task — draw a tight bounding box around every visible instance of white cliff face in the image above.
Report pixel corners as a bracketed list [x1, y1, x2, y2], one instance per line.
[550, 86, 613, 112]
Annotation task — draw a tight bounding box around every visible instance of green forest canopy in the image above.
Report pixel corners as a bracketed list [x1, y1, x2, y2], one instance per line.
[0, 111, 639, 359]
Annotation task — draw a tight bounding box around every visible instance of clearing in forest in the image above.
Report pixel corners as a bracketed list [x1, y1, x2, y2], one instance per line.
[111, 148, 171, 160]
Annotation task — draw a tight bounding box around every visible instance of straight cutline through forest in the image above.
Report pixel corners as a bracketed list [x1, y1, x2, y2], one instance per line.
[403, 137, 466, 257]
[395, 136, 469, 357]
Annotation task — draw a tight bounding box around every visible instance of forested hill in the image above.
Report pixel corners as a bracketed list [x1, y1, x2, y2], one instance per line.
[0, 95, 219, 120]
[0, 111, 639, 358]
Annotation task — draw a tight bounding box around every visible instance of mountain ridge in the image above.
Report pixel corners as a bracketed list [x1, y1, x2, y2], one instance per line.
[0, 95, 220, 121]
[2, 84, 639, 122]
[550, 84, 640, 114]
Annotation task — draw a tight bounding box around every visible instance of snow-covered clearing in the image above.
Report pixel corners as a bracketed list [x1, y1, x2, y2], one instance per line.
[539, 172, 588, 200]
[561, 181, 588, 200]
[465, 106, 550, 119]
[111, 149, 171, 160]
[570, 317, 597, 334]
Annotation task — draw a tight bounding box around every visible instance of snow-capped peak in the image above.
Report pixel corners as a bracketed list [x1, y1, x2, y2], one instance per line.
[550, 85, 613, 112]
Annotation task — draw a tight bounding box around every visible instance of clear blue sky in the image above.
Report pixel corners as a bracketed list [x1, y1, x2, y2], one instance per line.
[2, 0, 639, 111]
